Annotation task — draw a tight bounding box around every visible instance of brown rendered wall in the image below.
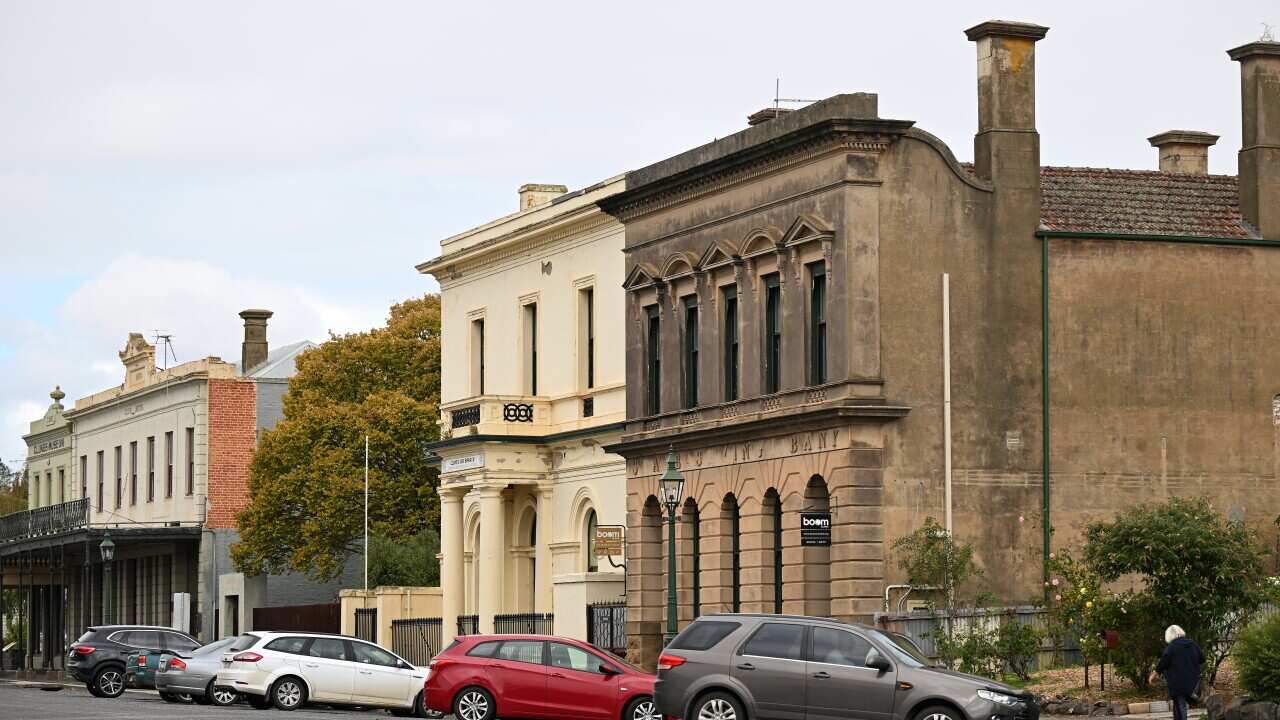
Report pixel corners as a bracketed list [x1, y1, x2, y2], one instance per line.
[206, 378, 257, 529]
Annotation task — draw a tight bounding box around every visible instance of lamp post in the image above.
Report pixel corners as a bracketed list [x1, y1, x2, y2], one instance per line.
[659, 446, 685, 646]
[99, 534, 115, 625]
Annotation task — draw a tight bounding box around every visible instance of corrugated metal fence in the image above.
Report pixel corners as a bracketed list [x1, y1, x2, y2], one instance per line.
[875, 606, 1081, 670]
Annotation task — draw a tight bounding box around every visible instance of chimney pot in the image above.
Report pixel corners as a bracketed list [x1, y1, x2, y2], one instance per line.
[517, 183, 568, 211]
[239, 308, 272, 374]
[747, 107, 793, 126]
[1148, 130, 1218, 174]
[1228, 40, 1280, 237]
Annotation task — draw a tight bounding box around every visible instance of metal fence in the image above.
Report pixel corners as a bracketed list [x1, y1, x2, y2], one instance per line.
[391, 617, 442, 666]
[354, 608, 377, 643]
[587, 602, 627, 658]
[0, 498, 89, 543]
[875, 605, 1080, 670]
[456, 614, 479, 636]
[494, 612, 554, 634]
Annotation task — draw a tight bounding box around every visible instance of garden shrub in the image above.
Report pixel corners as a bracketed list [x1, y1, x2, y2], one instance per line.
[1234, 612, 1280, 703]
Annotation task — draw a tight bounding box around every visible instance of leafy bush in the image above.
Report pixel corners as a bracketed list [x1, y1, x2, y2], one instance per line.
[1235, 612, 1280, 703]
[995, 618, 1042, 681]
[368, 529, 440, 587]
[930, 612, 1042, 681]
[892, 517, 980, 609]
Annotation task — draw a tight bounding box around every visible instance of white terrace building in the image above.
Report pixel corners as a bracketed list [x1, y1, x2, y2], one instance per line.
[418, 178, 627, 647]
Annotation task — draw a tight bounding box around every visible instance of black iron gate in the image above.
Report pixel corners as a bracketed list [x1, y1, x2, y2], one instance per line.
[456, 614, 479, 636]
[587, 601, 627, 658]
[493, 612, 554, 634]
[391, 617, 442, 665]
[354, 608, 377, 643]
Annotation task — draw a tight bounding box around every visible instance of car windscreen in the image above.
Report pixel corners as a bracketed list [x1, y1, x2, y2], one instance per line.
[866, 629, 929, 668]
[228, 634, 261, 652]
[193, 638, 236, 656]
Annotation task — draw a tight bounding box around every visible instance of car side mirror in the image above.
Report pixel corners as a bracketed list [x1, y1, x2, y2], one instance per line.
[599, 664, 619, 676]
[865, 650, 892, 673]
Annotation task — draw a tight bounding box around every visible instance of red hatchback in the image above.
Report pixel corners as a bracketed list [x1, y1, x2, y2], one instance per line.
[424, 634, 658, 720]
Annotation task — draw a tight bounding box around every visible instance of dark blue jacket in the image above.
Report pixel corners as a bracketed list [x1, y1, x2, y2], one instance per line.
[1156, 637, 1203, 698]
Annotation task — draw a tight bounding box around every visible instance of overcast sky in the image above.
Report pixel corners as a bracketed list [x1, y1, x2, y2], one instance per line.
[1, 0, 1273, 464]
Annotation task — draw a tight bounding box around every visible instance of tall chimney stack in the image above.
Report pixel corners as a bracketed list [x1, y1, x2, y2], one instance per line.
[517, 183, 567, 210]
[239, 309, 272, 374]
[1148, 130, 1218, 174]
[1228, 40, 1280, 238]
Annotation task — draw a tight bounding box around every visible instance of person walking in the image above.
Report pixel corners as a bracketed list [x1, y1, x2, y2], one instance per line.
[1152, 625, 1204, 720]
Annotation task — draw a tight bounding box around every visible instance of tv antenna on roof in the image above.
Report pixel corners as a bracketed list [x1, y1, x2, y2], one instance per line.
[1263, 23, 1275, 42]
[774, 78, 820, 110]
[152, 331, 178, 372]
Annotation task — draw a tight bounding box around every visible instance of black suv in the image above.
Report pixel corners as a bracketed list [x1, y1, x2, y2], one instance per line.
[67, 625, 201, 698]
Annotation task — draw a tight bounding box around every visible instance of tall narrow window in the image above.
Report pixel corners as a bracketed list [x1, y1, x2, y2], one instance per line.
[80, 455, 87, 500]
[683, 296, 699, 408]
[113, 446, 122, 509]
[730, 497, 741, 613]
[95, 451, 104, 512]
[687, 501, 701, 619]
[764, 274, 782, 394]
[523, 303, 538, 395]
[585, 508, 599, 573]
[185, 427, 195, 496]
[146, 436, 155, 502]
[470, 318, 485, 396]
[808, 262, 827, 385]
[129, 441, 137, 505]
[722, 286, 739, 402]
[772, 494, 783, 614]
[579, 287, 596, 390]
[57, 468, 64, 504]
[645, 305, 661, 415]
[165, 431, 174, 498]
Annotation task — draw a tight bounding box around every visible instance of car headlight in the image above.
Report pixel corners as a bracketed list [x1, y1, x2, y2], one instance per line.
[978, 689, 1022, 706]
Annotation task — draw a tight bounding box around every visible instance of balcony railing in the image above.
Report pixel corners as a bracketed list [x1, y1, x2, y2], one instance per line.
[0, 497, 90, 543]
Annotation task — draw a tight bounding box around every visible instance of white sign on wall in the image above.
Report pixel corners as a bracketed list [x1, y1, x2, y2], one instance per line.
[443, 453, 485, 473]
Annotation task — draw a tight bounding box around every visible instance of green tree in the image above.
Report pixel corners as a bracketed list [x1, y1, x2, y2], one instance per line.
[1080, 497, 1271, 685]
[368, 529, 441, 587]
[232, 295, 442, 581]
[891, 516, 980, 609]
[0, 461, 27, 516]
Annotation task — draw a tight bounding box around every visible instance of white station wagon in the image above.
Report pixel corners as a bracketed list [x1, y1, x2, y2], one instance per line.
[216, 630, 431, 715]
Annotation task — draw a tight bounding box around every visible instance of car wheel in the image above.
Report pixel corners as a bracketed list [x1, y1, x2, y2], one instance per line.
[247, 693, 274, 710]
[271, 676, 308, 711]
[86, 681, 102, 697]
[914, 706, 963, 720]
[208, 682, 239, 707]
[194, 691, 213, 706]
[692, 691, 745, 720]
[625, 695, 662, 720]
[453, 686, 495, 720]
[413, 690, 442, 718]
[94, 667, 126, 698]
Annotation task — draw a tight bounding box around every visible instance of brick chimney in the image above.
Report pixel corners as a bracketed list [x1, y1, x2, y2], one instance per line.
[1148, 130, 1218, 174]
[239, 309, 272, 374]
[517, 183, 567, 210]
[1228, 40, 1280, 238]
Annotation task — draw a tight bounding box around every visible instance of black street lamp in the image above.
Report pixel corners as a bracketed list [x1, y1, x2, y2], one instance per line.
[99, 534, 115, 625]
[659, 446, 685, 645]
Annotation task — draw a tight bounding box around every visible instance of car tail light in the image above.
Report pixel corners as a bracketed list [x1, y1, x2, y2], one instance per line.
[137, 655, 148, 666]
[71, 645, 96, 656]
[168, 658, 187, 671]
[232, 652, 263, 663]
[656, 653, 686, 671]
[427, 657, 450, 671]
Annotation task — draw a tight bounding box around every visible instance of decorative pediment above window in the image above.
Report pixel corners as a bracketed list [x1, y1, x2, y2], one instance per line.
[740, 226, 783, 259]
[697, 240, 739, 272]
[782, 214, 834, 247]
[660, 252, 699, 281]
[623, 263, 661, 291]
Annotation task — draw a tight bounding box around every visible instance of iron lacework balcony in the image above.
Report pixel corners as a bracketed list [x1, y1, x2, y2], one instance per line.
[0, 497, 89, 544]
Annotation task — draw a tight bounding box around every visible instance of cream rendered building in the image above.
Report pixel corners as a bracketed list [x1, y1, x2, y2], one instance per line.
[419, 178, 627, 647]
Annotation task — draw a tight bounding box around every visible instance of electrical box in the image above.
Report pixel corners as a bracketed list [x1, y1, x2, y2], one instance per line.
[172, 592, 191, 633]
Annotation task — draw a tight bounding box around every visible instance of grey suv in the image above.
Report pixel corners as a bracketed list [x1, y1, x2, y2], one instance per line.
[655, 614, 1037, 720]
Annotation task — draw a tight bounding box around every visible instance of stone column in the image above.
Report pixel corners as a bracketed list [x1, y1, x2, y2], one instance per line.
[476, 485, 506, 634]
[439, 487, 465, 647]
[533, 484, 553, 613]
[828, 465, 886, 622]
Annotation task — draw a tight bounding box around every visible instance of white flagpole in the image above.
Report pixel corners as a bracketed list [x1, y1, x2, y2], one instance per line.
[364, 435, 369, 593]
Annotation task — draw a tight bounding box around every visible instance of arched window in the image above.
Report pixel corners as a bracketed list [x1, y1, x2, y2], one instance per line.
[765, 488, 782, 614]
[683, 498, 701, 619]
[723, 493, 741, 612]
[585, 508, 599, 572]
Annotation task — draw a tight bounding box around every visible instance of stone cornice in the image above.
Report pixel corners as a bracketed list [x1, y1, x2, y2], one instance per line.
[600, 118, 914, 224]
[421, 210, 618, 281]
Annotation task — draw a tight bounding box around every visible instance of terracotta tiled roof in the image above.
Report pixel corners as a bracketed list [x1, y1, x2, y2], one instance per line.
[1038, 166, 1256, 239]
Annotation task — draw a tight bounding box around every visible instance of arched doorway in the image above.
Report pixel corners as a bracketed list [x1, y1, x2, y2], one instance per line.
[763, 488, 782, 614]
[801, 475, 832, 617]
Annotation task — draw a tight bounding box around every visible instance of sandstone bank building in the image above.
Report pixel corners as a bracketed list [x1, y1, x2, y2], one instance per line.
[599, 21, 1280, 666]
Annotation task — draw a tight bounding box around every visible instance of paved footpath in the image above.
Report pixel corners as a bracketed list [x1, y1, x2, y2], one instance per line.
[0, 681, 457, 720]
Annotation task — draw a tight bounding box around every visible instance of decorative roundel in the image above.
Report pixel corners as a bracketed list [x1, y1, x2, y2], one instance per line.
[503, 403, 534, 423]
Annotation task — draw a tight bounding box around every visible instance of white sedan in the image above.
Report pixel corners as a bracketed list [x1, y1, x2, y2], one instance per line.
[216, 630, 431, 715]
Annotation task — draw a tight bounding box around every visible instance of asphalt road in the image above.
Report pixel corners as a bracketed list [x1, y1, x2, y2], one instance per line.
[0, 682, 456, 720]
